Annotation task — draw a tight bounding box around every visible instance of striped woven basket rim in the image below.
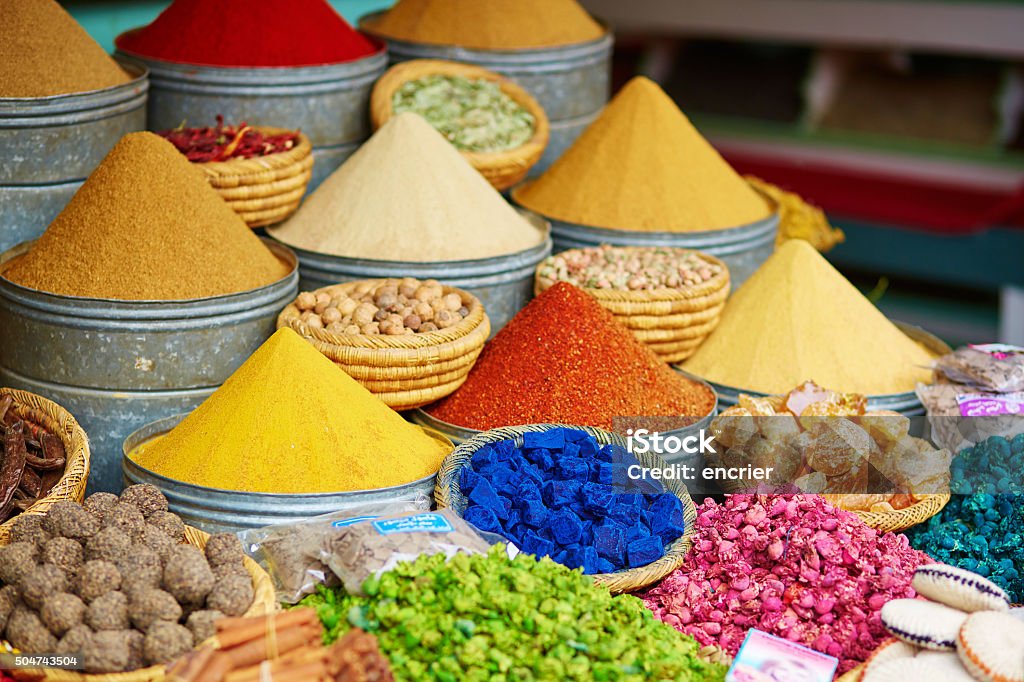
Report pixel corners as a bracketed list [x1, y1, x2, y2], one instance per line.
[846, 493, 950, 532]
[199, 127, 312, 183]
[7, 525, 277, 681]
[0, 388, 90, 544]
[278, 280, 489, 353]
[434, 423, 698, 594]
[535, 248, 730, 305]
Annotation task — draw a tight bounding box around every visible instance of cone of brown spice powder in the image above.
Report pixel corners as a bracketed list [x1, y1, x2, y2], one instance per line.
[2, 132, 290, 300]
[1, 0, 131, 98]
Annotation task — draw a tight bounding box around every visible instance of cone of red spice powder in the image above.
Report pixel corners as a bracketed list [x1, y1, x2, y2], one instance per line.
[427, 282, 716, 431]
[116, 0, 380, 67]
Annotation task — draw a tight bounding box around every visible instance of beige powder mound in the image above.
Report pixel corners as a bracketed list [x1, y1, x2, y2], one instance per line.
[682, 240, 936, 395]
[269, 113, 544, 262]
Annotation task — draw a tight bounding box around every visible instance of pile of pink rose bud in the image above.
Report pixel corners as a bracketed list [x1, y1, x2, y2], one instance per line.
[640, 494, 931, 675]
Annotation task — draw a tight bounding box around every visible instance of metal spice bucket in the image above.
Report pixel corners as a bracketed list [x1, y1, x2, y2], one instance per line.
[114, 40, 388, 190]
[691, 321, 952, 418]
[0, 61, 149, 253]
[0, 239, 299, 494]
[277, 212, 552, 334]
[517, 188, 780, 289]
[121, 414, 449, 534]
[360, 13, 613, 176]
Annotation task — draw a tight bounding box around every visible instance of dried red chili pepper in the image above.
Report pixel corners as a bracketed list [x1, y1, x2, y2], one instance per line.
[0, 422, 28, 521]
[159, 116, 299, 163]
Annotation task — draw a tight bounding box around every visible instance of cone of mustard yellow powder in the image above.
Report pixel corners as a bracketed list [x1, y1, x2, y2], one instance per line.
[269, 112, 545, 262]
[682, 240, 936, 395]
[130, 327, 452, 493]
[513, 77, 771, 232]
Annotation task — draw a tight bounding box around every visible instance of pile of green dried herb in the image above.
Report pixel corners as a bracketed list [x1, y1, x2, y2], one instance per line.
[392, 75, 535, 153]
[297, 546, 725, 682]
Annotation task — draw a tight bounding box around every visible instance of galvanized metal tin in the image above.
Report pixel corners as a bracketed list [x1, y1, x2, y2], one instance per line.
[360, 13, 613, 175]
[0, 240, 299, 493]
[0, 61, 149, 252]
[122, 415, 448, 534]
[683, 322, 951, 417]
[276, 212, 552, 333]
[531, 205, 780, 289]
[114, 43, 388, 189]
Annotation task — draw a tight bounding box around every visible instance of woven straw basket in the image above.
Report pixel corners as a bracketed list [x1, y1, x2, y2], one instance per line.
[10, 525, 277, 682]
[278, 280, 490, 410]
[370, 59, 549, 190]
[535, 248, 731, 363]
[198, 127, 313, 228]
[434, 423, 698, 595]
[833, 493, 949, 533]
[0, 388, 89, 544]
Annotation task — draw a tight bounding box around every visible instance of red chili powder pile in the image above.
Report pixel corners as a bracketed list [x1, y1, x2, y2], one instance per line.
[116, 0, 379, 67]
[428, 282, 716, 430]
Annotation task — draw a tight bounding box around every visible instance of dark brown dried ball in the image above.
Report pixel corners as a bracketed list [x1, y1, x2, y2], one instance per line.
[205, 575, 253, 617]
[86, 526, 132, 563]
[203, 533, 244, 567]
[0, 585, 20, 632]
[147, 511, 185, 543]
[9, 515, 51, 547]
[124, 629, 145, 671]
[43, 501, 99, 540]
[40, 592, 85, 637]
[211, 561, 249, 580]
[86, 590, 128, 631]
[105, 503, 146, 542]
[185, 609, 223, 645]
[21, 564, 69, 610]
[5, 608, 57, 653]
[128, 589, 181, 632]
[162, 545, 214, 606]
[0, 542, 38, 585]
[121, 572, 161, 602]
[116, 545, 162, 591]
[75, 560, 121, 603]
[82, 492, 118, 523]
[56, 623, 93, 655]
[119, 485, 168, 519]
[42, 536, 84, 576]
[83, 629, 130, 673]
[141, 524, 175, 560]
[143, 622, 193, 667]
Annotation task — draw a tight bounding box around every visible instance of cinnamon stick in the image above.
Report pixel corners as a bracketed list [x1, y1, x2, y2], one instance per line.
[221, 625, 321, 669]
[224, 649, 327, 682]
[191, 652, 233, 682]
[216, 609, 317, 637]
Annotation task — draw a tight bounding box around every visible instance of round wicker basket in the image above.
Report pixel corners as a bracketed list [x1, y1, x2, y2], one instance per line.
[535, 247, 731, 363]
[277, 280, 490, 410]
[197, 127, 313, 228]
[370, 59, 549, 190]
[5, 525, 276, 681]
[434, 423, 698, 595]
[0, 388, 89, 544]
[832, 494, 950, 533]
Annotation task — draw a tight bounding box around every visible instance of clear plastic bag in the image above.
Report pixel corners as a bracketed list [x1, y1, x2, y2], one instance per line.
[322, 509, 501, 596]
[239, 496, 430, 603]
[934, 345, 1024, 393]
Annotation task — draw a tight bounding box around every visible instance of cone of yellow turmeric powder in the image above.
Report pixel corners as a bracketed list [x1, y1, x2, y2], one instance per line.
[513, 77, 773, 233]
[127, 327, 452, 494]
[681, 240, 939, 396]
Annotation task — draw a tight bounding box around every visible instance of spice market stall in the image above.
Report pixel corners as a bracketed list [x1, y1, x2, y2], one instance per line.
[0, 0, 1021, 679]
